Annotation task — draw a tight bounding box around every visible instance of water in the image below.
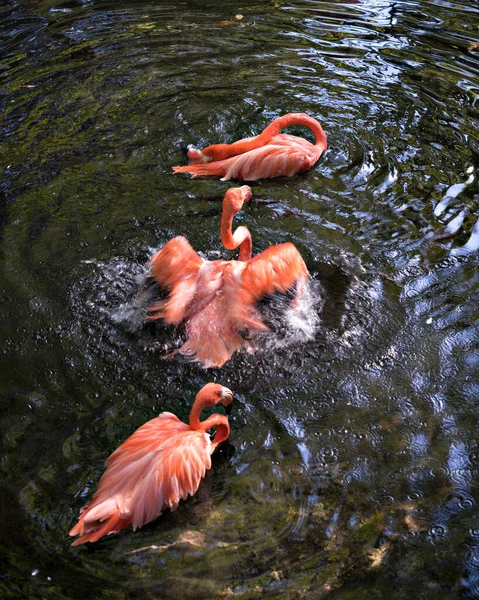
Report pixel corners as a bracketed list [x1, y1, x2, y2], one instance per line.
[1, 0, 479, 597]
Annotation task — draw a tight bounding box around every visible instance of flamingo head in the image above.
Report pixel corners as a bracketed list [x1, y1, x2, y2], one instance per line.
[223, 185, 252, 214]
[186, 146, 213, 165]
[196, 383, 234, 413]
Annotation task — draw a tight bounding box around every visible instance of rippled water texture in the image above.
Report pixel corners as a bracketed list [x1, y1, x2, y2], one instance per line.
[1, 0, 479, 598]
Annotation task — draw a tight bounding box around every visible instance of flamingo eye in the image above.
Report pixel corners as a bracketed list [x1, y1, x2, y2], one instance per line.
[239, 326, 251, 340]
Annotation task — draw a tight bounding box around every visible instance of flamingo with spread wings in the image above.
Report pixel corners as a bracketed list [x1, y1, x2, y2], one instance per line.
[172, 113, 327, 181]
[70, 383, 233, 545]
[146, 186, 309, 368]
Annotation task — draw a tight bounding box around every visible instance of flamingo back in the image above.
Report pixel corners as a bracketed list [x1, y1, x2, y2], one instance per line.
[173, 134, 321, 181]
[174, 261, 258, 368]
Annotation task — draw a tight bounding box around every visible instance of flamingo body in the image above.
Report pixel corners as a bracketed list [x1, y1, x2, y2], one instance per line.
[147, 186, 309, 368]
[70, 383, 233, 546]
[172, 113, 327, 181]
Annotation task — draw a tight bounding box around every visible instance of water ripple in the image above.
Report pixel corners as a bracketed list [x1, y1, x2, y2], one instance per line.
[2, 0, 479, 597]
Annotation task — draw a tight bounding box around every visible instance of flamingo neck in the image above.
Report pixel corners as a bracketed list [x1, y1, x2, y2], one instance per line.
[263, 113, 328, 150]
[202, 414, 231, 448]
[189, 399, 204, 430]
[189, 410, 230, 448]
[221, 204, 252, 261]
[203, 113, 327, 161]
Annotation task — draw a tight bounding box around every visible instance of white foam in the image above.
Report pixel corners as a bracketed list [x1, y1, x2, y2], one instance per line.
[258, 278, 322, 354]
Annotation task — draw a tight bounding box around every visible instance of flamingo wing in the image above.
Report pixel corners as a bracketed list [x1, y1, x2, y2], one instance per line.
[148, 236, 204, 324]
[70, 414, 213, 545]
[236, 242, 309, 327]
[173, 141, 314, 181]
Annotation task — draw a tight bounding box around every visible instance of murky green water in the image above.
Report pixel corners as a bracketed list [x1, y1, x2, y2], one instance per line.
[1, 0, 479, 597]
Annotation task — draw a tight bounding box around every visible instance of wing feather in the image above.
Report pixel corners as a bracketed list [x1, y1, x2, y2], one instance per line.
[237, 242, 309, 311]
[70, 413, 214, 544]
[220, 144, 309, 181]
[148, 237, 203, 324]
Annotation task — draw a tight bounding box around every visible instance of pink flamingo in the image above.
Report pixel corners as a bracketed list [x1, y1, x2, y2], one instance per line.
[146, 186, 309, 368]
[70, 383, 233, 545]
[172, 113, 327, 181]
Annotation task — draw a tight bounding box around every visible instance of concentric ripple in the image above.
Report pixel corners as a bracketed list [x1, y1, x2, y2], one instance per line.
[1, 0, 479, 598]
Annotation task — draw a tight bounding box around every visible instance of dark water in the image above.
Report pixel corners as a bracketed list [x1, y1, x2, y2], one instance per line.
[1, 0, 479, 598]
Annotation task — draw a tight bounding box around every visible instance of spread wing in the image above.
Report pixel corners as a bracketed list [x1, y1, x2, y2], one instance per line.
[147, 236, 204, 324]
[235, 242, 309, 327]
[70, 414, 212, 545]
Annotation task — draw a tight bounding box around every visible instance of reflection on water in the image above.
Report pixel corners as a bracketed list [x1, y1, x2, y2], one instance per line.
[1, 0, 479, 598]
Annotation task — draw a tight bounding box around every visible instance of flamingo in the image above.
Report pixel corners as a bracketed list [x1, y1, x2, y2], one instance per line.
[70, 383, 233, 546]
[145, 185, 309, 368]
[172, 113, 327, 181]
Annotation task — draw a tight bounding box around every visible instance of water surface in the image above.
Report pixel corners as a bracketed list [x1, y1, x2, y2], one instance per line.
[1, 0, 479, 598]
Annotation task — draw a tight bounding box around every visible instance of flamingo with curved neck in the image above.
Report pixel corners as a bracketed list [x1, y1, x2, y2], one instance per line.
[146, 186, 309, 368]
[188, 383, 232, 446]
[220, 185, 253, 261]
[70, 383, 233, 546]
[172, 113, 327, 181]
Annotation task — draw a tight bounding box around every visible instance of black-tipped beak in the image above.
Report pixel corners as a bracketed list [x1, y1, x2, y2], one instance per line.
[179, 143, 189, 159]
[241, 185, 253, 204]
[220, 386, 233, 414]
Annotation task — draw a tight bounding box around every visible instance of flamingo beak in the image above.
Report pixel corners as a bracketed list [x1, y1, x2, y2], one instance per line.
[241, 186, 253, 203]
[220, 386, 234, 414]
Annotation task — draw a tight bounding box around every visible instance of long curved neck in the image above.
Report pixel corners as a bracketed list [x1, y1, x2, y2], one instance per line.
[203, 414, 231, 448]
[221, 202, 252, 261]
[189, 410, 230, 449]
[267, 113, 327, 149]
[204, 113, 327, 161]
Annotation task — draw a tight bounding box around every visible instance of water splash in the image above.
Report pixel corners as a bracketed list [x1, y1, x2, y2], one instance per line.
[257, 278, 322, 350]
[111, 271, 322, 362]
[111, 273, 157, 334]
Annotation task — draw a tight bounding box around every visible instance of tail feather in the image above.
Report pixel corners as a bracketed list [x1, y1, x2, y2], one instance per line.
[172, 162, 229, 178]
[70, 508, 128, 546]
